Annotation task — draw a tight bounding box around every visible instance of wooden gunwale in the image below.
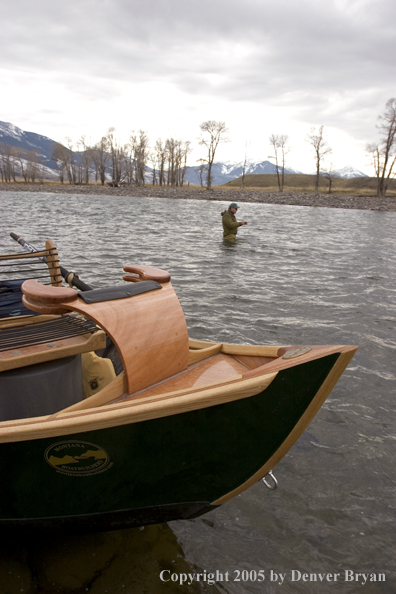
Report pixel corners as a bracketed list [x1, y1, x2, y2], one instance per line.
[0, 343, 357, 444]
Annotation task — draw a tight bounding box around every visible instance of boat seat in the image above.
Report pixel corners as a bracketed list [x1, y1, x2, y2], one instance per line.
[20, 268, 190, 394]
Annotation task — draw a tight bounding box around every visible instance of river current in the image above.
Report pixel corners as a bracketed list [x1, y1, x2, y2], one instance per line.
[0, 191, 395, 593]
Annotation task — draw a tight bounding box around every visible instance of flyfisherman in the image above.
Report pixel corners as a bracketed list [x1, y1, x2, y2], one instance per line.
[221, 203, 247, 241]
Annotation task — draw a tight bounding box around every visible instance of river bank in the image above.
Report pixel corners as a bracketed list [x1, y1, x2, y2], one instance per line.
[1, 182, 395, 211]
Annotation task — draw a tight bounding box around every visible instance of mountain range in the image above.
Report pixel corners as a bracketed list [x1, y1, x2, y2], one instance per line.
[0, 121, 369, 184]
[0, 121, 58, 171]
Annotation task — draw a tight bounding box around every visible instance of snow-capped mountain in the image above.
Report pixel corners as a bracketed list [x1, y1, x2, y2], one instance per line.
[0, 121, 58, 171]
[332, 166, 368, 178]
[183, 160, 302, 185]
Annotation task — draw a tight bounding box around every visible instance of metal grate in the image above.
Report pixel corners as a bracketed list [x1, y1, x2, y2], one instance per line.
[0, 316, 99, 352]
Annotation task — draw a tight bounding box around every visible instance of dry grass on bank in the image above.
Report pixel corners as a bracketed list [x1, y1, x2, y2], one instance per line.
[221, 174, 396, 196]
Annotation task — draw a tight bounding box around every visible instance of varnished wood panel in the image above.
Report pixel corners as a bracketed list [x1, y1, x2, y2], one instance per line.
[125, 353, 250, 399]
[60, 282, 189, 394]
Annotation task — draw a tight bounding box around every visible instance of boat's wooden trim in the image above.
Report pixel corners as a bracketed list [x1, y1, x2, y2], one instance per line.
[188, 338, 219, 349]
[188, 343, 222, 365]
[0, 331, 106, 372]
[0, 371, 278, 442]
[212, 346, 358, 504]
[188, 339, 287, 359]
[221, 343, 285, 358]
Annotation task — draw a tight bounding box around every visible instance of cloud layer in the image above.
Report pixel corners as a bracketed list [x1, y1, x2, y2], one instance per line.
[1, 0, 395, 170]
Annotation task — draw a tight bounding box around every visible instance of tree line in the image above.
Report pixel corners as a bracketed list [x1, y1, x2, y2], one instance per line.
[49, 130, 192, 188]
[1, 101, 395, 196]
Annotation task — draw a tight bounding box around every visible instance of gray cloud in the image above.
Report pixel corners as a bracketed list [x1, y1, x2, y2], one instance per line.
[2, 0, 395, 143]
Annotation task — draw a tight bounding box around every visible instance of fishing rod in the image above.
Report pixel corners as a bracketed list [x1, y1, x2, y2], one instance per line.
[10, 232, 93, 292]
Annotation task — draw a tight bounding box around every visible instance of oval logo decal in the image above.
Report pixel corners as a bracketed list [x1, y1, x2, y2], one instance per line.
[45, 441, 112, 476]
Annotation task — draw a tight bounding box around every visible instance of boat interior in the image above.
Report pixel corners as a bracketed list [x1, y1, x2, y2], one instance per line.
[0, 240, 324, 424]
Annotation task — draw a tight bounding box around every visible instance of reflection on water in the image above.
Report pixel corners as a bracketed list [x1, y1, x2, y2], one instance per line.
[0, 192, 395, 593]
[0, 524, 221, 593]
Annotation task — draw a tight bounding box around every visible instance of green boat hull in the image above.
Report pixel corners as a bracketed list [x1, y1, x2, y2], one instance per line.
[0, 354, 339, 532]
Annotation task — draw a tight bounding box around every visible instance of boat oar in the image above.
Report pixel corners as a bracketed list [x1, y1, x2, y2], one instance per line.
[10, 232, 93, 292]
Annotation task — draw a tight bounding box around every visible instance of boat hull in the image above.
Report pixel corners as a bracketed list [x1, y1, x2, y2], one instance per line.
[0, 353, 340, 532]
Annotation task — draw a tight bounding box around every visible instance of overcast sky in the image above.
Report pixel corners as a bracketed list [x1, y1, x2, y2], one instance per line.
[2, 0, 395, 173]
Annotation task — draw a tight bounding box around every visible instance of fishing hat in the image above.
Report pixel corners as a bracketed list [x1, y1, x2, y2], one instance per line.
[229, 202, 239, 209]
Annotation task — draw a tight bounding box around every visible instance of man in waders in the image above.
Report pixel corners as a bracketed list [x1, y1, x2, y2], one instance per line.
[221, 203, 247, 241]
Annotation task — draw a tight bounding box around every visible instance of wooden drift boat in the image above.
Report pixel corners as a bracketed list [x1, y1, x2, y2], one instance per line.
[0, 238, 358, 533]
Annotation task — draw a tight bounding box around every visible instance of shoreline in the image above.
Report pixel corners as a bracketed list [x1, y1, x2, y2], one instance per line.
[1, 183, 395, 211]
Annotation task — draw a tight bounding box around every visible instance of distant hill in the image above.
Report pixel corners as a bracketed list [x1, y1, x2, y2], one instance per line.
[223, 173, 385, 193]
[0, 121, 58, 174]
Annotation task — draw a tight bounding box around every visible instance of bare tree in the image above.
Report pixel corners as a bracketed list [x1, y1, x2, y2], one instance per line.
[0, 144, 17, 182]
[322, 162, 337, 194]
[77, 136, 92, 184]
[16, 148, 34, 182]
[199, 121, 229, 190]
[51, 142, 68, 183]
[366, 98, 396, 196]
[106, 129, 127, 187]
[91, 136, 110, 185]
[268, 134, 291, 192]
[154, 139, 167, 186]
[64, 137, 77, 184]
[178, 141, 191, 186]
[240, 141, 250, 190]
[196, 160, 207, 187]
[163, 138, 190, 186]
[306, 126, 332, 194]
[127, 130, 150, 186]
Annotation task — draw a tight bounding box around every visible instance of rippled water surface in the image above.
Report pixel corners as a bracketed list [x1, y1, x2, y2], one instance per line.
[0, 191, 395, 593]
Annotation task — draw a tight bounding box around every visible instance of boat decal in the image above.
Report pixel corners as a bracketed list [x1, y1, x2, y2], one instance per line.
[44, 440, 113, 476]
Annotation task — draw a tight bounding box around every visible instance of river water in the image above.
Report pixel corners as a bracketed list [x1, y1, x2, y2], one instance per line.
[0, 191, 395, 594]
